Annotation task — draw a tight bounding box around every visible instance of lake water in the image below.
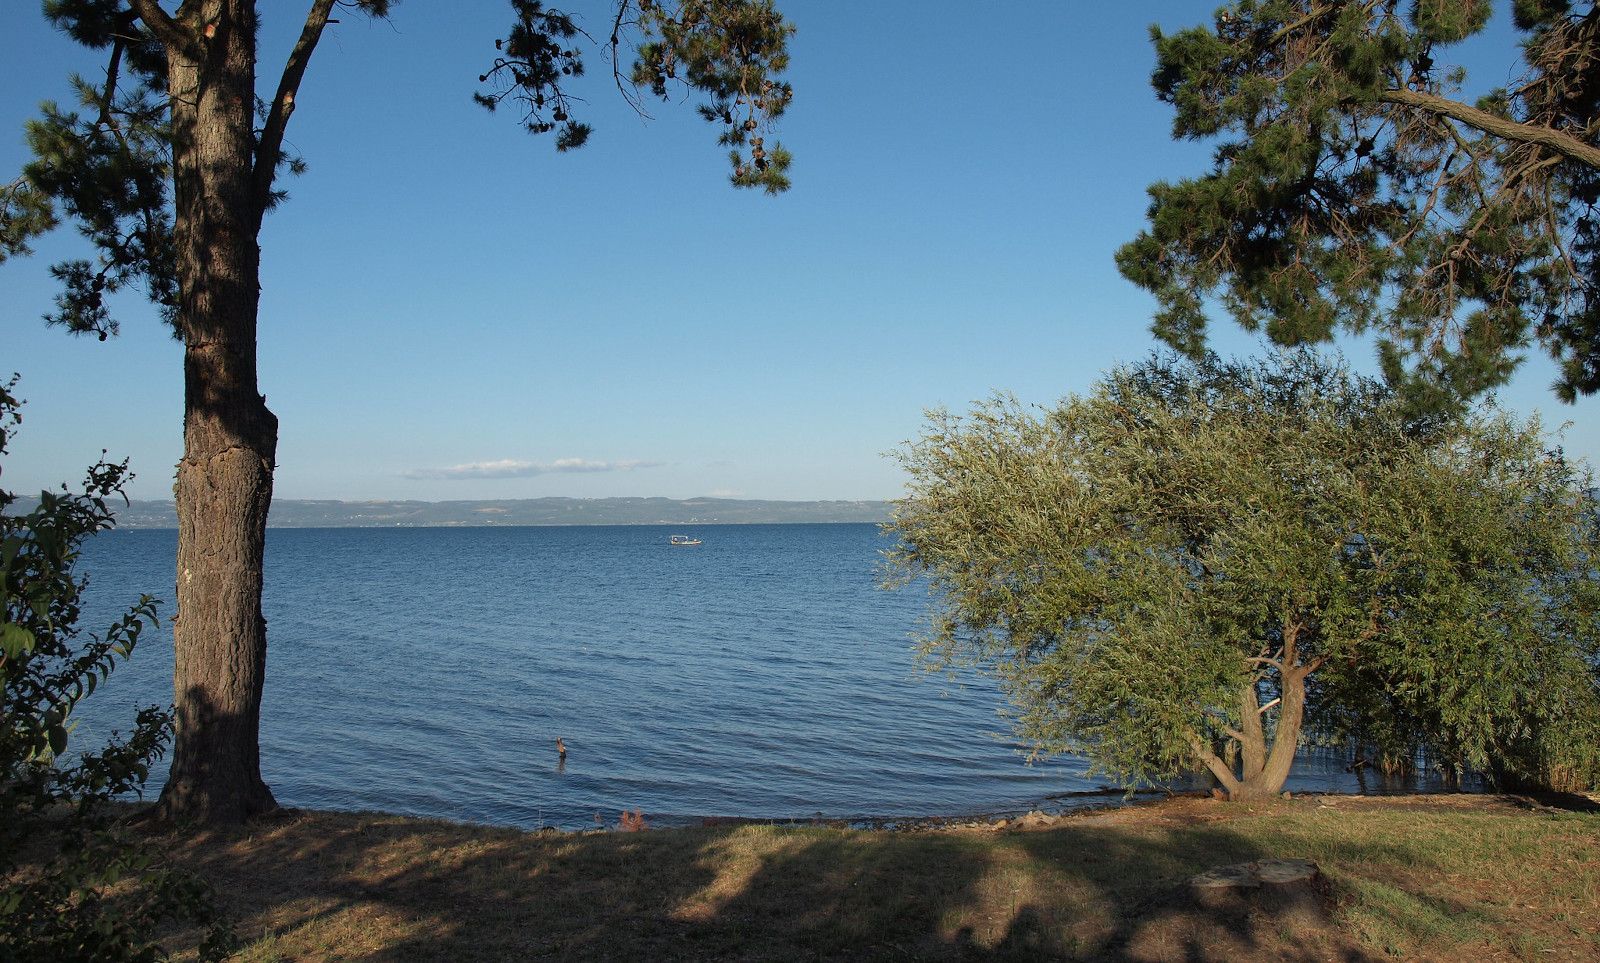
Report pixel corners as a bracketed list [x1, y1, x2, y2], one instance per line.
[73, 523, 1442, 829]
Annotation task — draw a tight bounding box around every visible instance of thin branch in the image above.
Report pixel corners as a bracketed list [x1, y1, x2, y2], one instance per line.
[253, 0, 338, 215]
[1391, 120, 1454, 250]
[1500, 151, 1565, 192]
[608, 0, 651, 118]
[1543, 174, 1578, 298]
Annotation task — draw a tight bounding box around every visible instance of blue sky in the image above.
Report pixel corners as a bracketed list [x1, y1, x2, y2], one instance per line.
[4, 1, 1597, 502]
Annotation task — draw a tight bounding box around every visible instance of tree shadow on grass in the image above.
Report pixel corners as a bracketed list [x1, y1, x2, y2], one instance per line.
[157, 801, 1501, 961]
[1505, 790, 1600, 814]
[997, 822, 1370, 961]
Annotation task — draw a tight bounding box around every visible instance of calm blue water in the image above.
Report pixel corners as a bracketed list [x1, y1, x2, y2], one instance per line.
[72, 524, 1437, 829]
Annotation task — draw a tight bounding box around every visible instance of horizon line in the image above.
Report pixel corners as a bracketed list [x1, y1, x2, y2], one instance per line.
[96, 494, 897, 506]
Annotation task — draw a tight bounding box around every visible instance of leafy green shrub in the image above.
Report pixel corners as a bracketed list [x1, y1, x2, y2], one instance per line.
[889, 352, 1600, 799]
[1, 376, 232, 961]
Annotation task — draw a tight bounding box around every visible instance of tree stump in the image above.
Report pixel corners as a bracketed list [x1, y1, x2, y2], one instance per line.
[1189, 858, 1322, 917]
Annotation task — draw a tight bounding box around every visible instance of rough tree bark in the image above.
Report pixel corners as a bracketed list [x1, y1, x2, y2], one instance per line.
[101, 0, 789, 822]
[147, 0, 280, 823]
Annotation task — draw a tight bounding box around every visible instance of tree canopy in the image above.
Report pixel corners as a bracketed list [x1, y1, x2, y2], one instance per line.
[1116, 1, 1600, 413]
[888, 353, 1600, 800]
[1, 0, 797, 824]
[3, 0, 795, 340]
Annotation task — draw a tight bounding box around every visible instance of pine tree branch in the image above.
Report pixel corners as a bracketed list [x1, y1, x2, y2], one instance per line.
[124, 0, 194, 55]
[1378, 87, 1600, 171]
[253, 0, 338, 214]
[609, 0, 651, 118]
[96, 33, 126, 131]
[90, 27, 167, 303]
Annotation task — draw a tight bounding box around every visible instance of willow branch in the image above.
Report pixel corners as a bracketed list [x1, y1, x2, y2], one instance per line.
[1379, 87, 1600, 171]
[1190, 735, 1242, 793]
[253, 0, 338, 213]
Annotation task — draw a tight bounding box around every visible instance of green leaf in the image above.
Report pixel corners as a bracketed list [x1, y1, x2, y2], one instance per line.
[0, 621, 35, 658]
[48, 723, 68, 757]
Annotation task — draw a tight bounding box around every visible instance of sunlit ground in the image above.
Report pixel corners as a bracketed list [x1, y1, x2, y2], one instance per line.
[137, 793, 1600, 962]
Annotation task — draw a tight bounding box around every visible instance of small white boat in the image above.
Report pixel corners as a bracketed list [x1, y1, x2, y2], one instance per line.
[669, 534, 702, 546]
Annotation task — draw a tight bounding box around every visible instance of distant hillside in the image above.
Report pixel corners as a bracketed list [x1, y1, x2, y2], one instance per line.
[22, 496, 895, 528]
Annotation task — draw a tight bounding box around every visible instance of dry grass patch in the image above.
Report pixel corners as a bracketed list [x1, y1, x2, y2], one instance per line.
[122, 793, 1600, 961]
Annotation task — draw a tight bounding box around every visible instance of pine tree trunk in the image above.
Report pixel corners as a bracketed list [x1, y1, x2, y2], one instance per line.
[154, 3, 279, 824]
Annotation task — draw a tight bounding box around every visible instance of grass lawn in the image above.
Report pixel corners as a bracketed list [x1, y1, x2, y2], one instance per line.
[149, 793, 1598, 961]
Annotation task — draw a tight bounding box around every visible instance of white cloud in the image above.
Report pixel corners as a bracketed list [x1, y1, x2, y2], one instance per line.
[403, 458, 662, 480]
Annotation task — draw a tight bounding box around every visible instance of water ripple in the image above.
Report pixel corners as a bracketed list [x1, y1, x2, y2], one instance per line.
[66, 523, 1344, 830]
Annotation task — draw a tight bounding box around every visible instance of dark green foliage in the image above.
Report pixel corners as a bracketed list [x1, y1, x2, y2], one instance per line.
[10, 17, 174, 338]
[9, 1, 798, 344]
[0, 176, 57, 266]
[634, 0, 795, 194]
[474, 1, 594, 150]
[1117, 1, 1600, 411]
[889, 352, 1600, 794]
[475, 0, 795, 192]
[43, 1, 169, 83]
[0, 378, 232, 961]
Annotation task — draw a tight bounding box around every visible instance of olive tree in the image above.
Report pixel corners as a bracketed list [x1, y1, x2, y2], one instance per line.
[888, 353, 1600, 800]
